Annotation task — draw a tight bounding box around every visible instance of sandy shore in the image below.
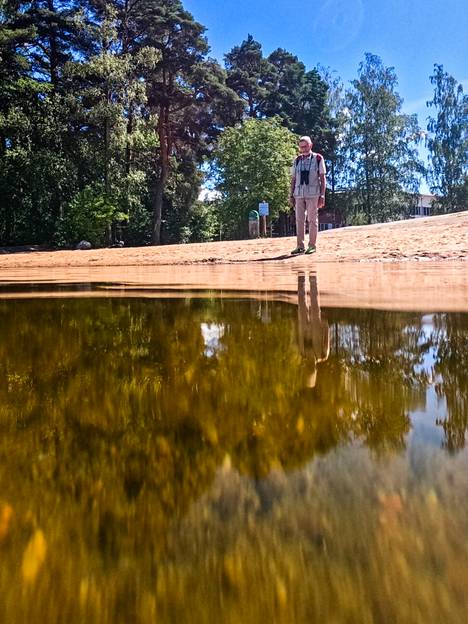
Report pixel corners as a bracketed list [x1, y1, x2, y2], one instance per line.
[0, 211, 467, 311]
[1, 211, 467, 268]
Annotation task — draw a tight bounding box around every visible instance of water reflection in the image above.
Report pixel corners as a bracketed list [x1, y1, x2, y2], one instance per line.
[0, 295, 467, 623]
[433, 313, 468, 451]
[297, 273, 330, 389]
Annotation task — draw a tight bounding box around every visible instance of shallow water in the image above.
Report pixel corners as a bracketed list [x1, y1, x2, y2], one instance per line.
[1, 278, 468, 623]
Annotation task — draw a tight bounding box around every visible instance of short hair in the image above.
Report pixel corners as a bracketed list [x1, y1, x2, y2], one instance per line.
[299, 136, 313, 145]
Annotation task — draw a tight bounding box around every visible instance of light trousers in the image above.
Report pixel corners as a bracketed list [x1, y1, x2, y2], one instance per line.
[295, 196, 319, 248]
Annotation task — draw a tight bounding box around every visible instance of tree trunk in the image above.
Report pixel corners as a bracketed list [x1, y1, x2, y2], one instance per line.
[125, 110, 133, 175]
[330, 158, 336, 223]
[104, 109, 112, 245]
[365, 161, 371, 224]
[152, 104, 172, 245]
[248, 95, 255, 117]
[152, 181, 164, 244]
[123, 0, 132, 176]
[47, 0, 59, 89]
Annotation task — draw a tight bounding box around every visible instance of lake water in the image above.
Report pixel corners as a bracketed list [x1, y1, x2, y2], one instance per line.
[1, 277, 467, 623]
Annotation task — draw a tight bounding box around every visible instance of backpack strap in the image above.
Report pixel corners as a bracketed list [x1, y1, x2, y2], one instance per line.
[295, 152, 323, 173]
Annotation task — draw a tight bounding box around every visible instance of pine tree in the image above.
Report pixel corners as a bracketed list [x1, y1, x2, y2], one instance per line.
[225, 34, 275, 119]
[133, 0, 241, 244]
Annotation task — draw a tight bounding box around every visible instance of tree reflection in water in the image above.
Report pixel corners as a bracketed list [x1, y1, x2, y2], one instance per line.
[0, 294, 467, 623]
[432, 313, 468, 451]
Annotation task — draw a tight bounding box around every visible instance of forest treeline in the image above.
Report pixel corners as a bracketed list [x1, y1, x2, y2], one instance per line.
[1, 1, 467, 247]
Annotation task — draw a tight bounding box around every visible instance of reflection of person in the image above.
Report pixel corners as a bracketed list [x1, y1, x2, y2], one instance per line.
[297, 272, 330, 388]
[290, 136, 326, 255]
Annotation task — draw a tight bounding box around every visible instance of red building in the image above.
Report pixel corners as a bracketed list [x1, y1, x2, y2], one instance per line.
[318, 208, 345, 231]
[273, 207, 345, 237]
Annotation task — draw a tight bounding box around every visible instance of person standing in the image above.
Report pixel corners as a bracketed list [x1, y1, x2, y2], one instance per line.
[290, 136, 326, 255]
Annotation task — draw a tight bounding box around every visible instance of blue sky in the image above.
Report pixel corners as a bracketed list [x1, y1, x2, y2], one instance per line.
[184, 0, 468, 192]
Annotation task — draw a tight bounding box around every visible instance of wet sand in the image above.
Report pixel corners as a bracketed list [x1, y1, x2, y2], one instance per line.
[0, 212, 467, 311]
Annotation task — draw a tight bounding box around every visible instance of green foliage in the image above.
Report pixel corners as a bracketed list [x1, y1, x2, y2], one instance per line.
[186, 199, 221, 242]
[213, 117, 297, 238]
[0, 91, 83, 243]
[0, 0, 240, 247]
[426, 64, 468, 213]
[121, 169, 152, 245]
[225, 38, 330, 142]
[138, 0, 242, 243]
[225, 34, 276, 118]
[55, 184, 128, 247]
[341, 53, 424, 223]
[1, 3, 467, 246]
[161, 158, 203, 243]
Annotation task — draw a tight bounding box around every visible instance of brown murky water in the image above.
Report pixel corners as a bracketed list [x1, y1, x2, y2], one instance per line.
[0, 278, 468, 623]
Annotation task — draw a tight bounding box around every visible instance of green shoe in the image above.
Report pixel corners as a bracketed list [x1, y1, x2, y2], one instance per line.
[291, 246, 305, 255]
[305, 245, 316, 255]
